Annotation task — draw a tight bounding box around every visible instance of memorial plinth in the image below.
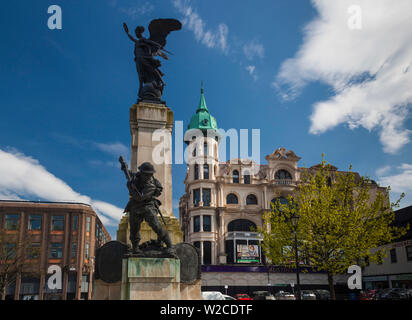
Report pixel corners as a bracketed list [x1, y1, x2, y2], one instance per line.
[121, 257, 181, 300]
[117, 101, 183, 246]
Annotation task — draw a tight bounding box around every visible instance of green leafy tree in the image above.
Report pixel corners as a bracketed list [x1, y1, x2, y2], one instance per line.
[258, 156, 408, 300]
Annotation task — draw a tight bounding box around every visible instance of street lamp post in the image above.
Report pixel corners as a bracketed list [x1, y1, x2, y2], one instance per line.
[291, 215, 301, 300]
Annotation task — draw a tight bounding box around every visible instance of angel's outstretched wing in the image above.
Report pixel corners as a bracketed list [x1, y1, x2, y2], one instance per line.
[148, 19, 182, 48]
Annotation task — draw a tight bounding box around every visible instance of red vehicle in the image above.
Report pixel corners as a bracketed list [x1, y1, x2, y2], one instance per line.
[235, 293, 252, 300]
[359, 290, 378, 300]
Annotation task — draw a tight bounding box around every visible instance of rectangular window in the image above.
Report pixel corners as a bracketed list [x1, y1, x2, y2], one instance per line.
[203, 215, 211, 232]
[202, 188, 211, 206]
[49, 243, 63, 259]
[203, 241, 212, 265]
[193, 188, 200, 207]
[194, 164, 199, 180]
[27, 242, 40, 259]
[6, 243, 16, 259]
[390, 248, 397, 263]
[72, 215, 78, 231]
[71, 242, 77, 259]
[406, 246, 412, 262]
[85, 243, 89, 259]
[244, 174, 250, 184]
[86, 217, 91, 233]
[204, 143, 208, 156]
[203, 164, 209, 180]
[193, 216, 200, 232]
[28, 215, 42, 231]
[5, 214, 19, 230]
[51, 215, 65, 231]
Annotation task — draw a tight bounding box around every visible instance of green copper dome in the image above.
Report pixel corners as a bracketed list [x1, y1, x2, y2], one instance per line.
[187, 84, 219, 133]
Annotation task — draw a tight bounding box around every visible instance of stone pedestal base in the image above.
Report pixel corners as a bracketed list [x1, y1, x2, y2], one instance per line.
[121, 257, 181, 300]
[180, 280, 203, 300]
[93, 280, 121, 300]
[117, 214, 183, 246]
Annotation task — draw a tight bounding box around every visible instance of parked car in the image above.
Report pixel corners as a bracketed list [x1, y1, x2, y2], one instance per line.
[202, 291, 225, 300]
[251, 291, 275, 300]
[300, 290, 317, 300]
[222, 294, 236, 300]
[313, 289, 331, 300]
[235, 293, 253, 300]
[274, 291, 296, 300]
[359, 289, 378, 300]
[382, 288, 410, 300]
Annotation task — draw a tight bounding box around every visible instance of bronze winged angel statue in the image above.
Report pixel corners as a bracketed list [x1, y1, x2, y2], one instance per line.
[123, 19, 182, 103]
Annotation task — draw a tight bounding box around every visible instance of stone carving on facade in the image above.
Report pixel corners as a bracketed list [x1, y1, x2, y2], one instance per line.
[265, 147, 301, 162]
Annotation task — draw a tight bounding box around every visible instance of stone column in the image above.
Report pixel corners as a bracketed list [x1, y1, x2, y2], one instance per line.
[117, 101, 183, 246]
[130, 102, 174, 217]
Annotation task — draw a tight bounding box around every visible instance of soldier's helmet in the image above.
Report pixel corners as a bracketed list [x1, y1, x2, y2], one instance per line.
[138, 162, 156, 174]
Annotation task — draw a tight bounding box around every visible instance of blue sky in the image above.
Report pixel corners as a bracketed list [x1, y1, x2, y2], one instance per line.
[1, 0, 411, 238]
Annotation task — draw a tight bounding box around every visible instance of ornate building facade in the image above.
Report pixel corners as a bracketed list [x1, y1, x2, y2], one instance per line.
[179, 87, 386, 294]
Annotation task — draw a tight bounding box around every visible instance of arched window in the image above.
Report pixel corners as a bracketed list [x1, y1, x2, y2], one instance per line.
[275, 169, 292, 180]
[233, 170, 239, 183]
[270, 197, 288, 209]
[226, 193, 238, 204]
[227, 219, 257, 232]
[246, 194, 258, 205]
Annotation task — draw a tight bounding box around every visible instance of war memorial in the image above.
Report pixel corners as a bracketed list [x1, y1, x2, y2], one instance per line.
[92, 19, 202, 300]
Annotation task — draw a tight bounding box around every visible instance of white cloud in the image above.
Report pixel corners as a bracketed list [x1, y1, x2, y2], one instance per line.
[274, 0, 412, 154]
[243, 40, 265, 60]
[119, 2, 154, 18]
[0, 148, 123, 226]
[173, 0, 229, 53]
[375, 165, 391, 177]
[246, 65, 258, 81]
[93, 142, 129, 157]
[377, 163, 412, 194]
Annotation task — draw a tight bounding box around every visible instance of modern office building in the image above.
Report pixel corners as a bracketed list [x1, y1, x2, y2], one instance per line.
[0, 200, 111, 300]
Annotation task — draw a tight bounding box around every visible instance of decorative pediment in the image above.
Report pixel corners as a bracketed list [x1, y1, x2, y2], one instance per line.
[265, 147, 301, 162]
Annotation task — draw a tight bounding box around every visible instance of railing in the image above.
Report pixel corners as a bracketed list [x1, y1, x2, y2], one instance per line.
[274, 179, 295, 185]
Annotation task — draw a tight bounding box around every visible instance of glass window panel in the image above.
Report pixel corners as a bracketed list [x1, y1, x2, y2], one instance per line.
[86, 217, 91, 232]
[6, 243, 16, 259]
[202, 188, 211, 207]
[51, 216, 65, 231]
[193, 189, 200, 207]
[275, 170, 292, 180]
[203, 215, 211, 232]
[193, 216, 200, 232]
[233, 170, 239, 183]
[194, 164, 199, 180]
[203, 241, 212, 265]
[226, 193, 238, 204]
[5, 214, 20, 230]
[27, 242, 40, 259]
[29, 215, 42, 231]
[72, 242, 77, 259]
[246, 194, 258, 205]
[49, 243, 63, 259]
[244, 174, 250, 184]
[72, 215, 78, 231]
[203, 164, 209, 180]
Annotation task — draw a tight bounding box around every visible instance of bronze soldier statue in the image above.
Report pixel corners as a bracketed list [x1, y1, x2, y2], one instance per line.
[119, 158, 173, 255]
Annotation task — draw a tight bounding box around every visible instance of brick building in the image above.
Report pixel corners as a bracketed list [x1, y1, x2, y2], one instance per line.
[0, 200, 111, 300]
